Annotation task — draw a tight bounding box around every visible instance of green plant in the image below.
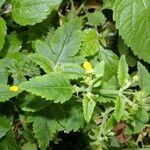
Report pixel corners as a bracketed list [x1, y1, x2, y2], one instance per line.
[0, 0, 150, 149]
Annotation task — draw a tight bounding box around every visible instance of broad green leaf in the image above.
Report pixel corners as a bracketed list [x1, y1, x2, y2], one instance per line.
[0, 17, 6, 51]
[20, 73, 72, 103]
[29, 54, 53, 73]
[132, 109, 149, 133]
[98, 46, 118, 80]
[50, 19, 82, 65]
[80, 29, 99, 57]
[138, 62, 150, 95]
[114, 0, 150, 62]
[105, 115, 117, 131]
[117, 55, 129, 86]
[0, 131, 19, 150]
[32, 116, 55, 150]
[83, 98, 96, 123]
[0, 84, 20, 102]
[87, 10, 105, 26]
[0, 116, 11, 139]
[12, 0, 62, 25]
[114, 97, 125, 122]
[29, 104, 66, 150]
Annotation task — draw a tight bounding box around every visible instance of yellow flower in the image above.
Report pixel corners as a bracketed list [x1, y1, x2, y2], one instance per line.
[9, 86, 19, 92]
[83, 61, 94, 73]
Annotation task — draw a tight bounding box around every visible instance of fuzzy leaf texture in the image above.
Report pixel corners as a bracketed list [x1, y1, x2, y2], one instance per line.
[114, 96, 125, 122]
[11, 0, 63, 25]
[35, 19, 82, 65]
[83, 98, 96, 123]
[20, 73, 72, 103]
[138, 62, 150, 95]
[117, 55, 129, 86]
[29, 104, 66, 150]
[114, 0, 150, 62]
[0, 17, 7, 51]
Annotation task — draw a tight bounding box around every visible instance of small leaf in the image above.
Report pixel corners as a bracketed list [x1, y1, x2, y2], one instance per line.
[20, 73, 72, 103]
[117, 55, 129, 86]
[105, 115, 117, 131]
[83, 98, 96, 123]
[114, 97, 125, 122]
[0, 17, 7, 51]
[138, 62, 150, 95]
[12, 0, 63, 25]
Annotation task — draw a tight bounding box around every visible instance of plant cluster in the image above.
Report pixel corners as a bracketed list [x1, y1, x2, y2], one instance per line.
[0, 0, 150, 149]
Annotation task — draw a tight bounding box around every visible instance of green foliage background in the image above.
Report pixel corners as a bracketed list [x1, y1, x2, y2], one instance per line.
[0, 0, 150, 149]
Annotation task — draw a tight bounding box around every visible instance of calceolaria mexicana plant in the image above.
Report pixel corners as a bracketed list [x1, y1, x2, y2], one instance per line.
[0, 0, 150, 149]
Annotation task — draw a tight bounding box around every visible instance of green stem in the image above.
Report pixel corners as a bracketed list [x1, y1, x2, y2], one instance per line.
[93, 89, 119, 95]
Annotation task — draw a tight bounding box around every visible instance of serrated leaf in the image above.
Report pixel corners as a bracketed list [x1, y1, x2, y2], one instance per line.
[117, 55, 129, 86]
[0, 84, 20, 102]
[114, 0, 150, 62]
[99, 46, 118, 80]
[0, 116, 11, 139]
[105, 115, 117, 131]
[12, 0, 62, 25]
[29, 54, 53, 73]
[83, 98, 96, 123]
[138, 62, 150, 95]
[35, 40, 53, 60]
[114, 97, 125, 122]
[0, 17, 6, 51]
[29, 104, 66, 150]
[80, 29, 99, 57]
[32, 116, 54, 150]
[20, 73, 72, 103]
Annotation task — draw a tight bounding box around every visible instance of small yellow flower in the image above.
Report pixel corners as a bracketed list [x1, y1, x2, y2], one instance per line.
[83, 61, 94, 73]
[9, 86, 19, 92]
